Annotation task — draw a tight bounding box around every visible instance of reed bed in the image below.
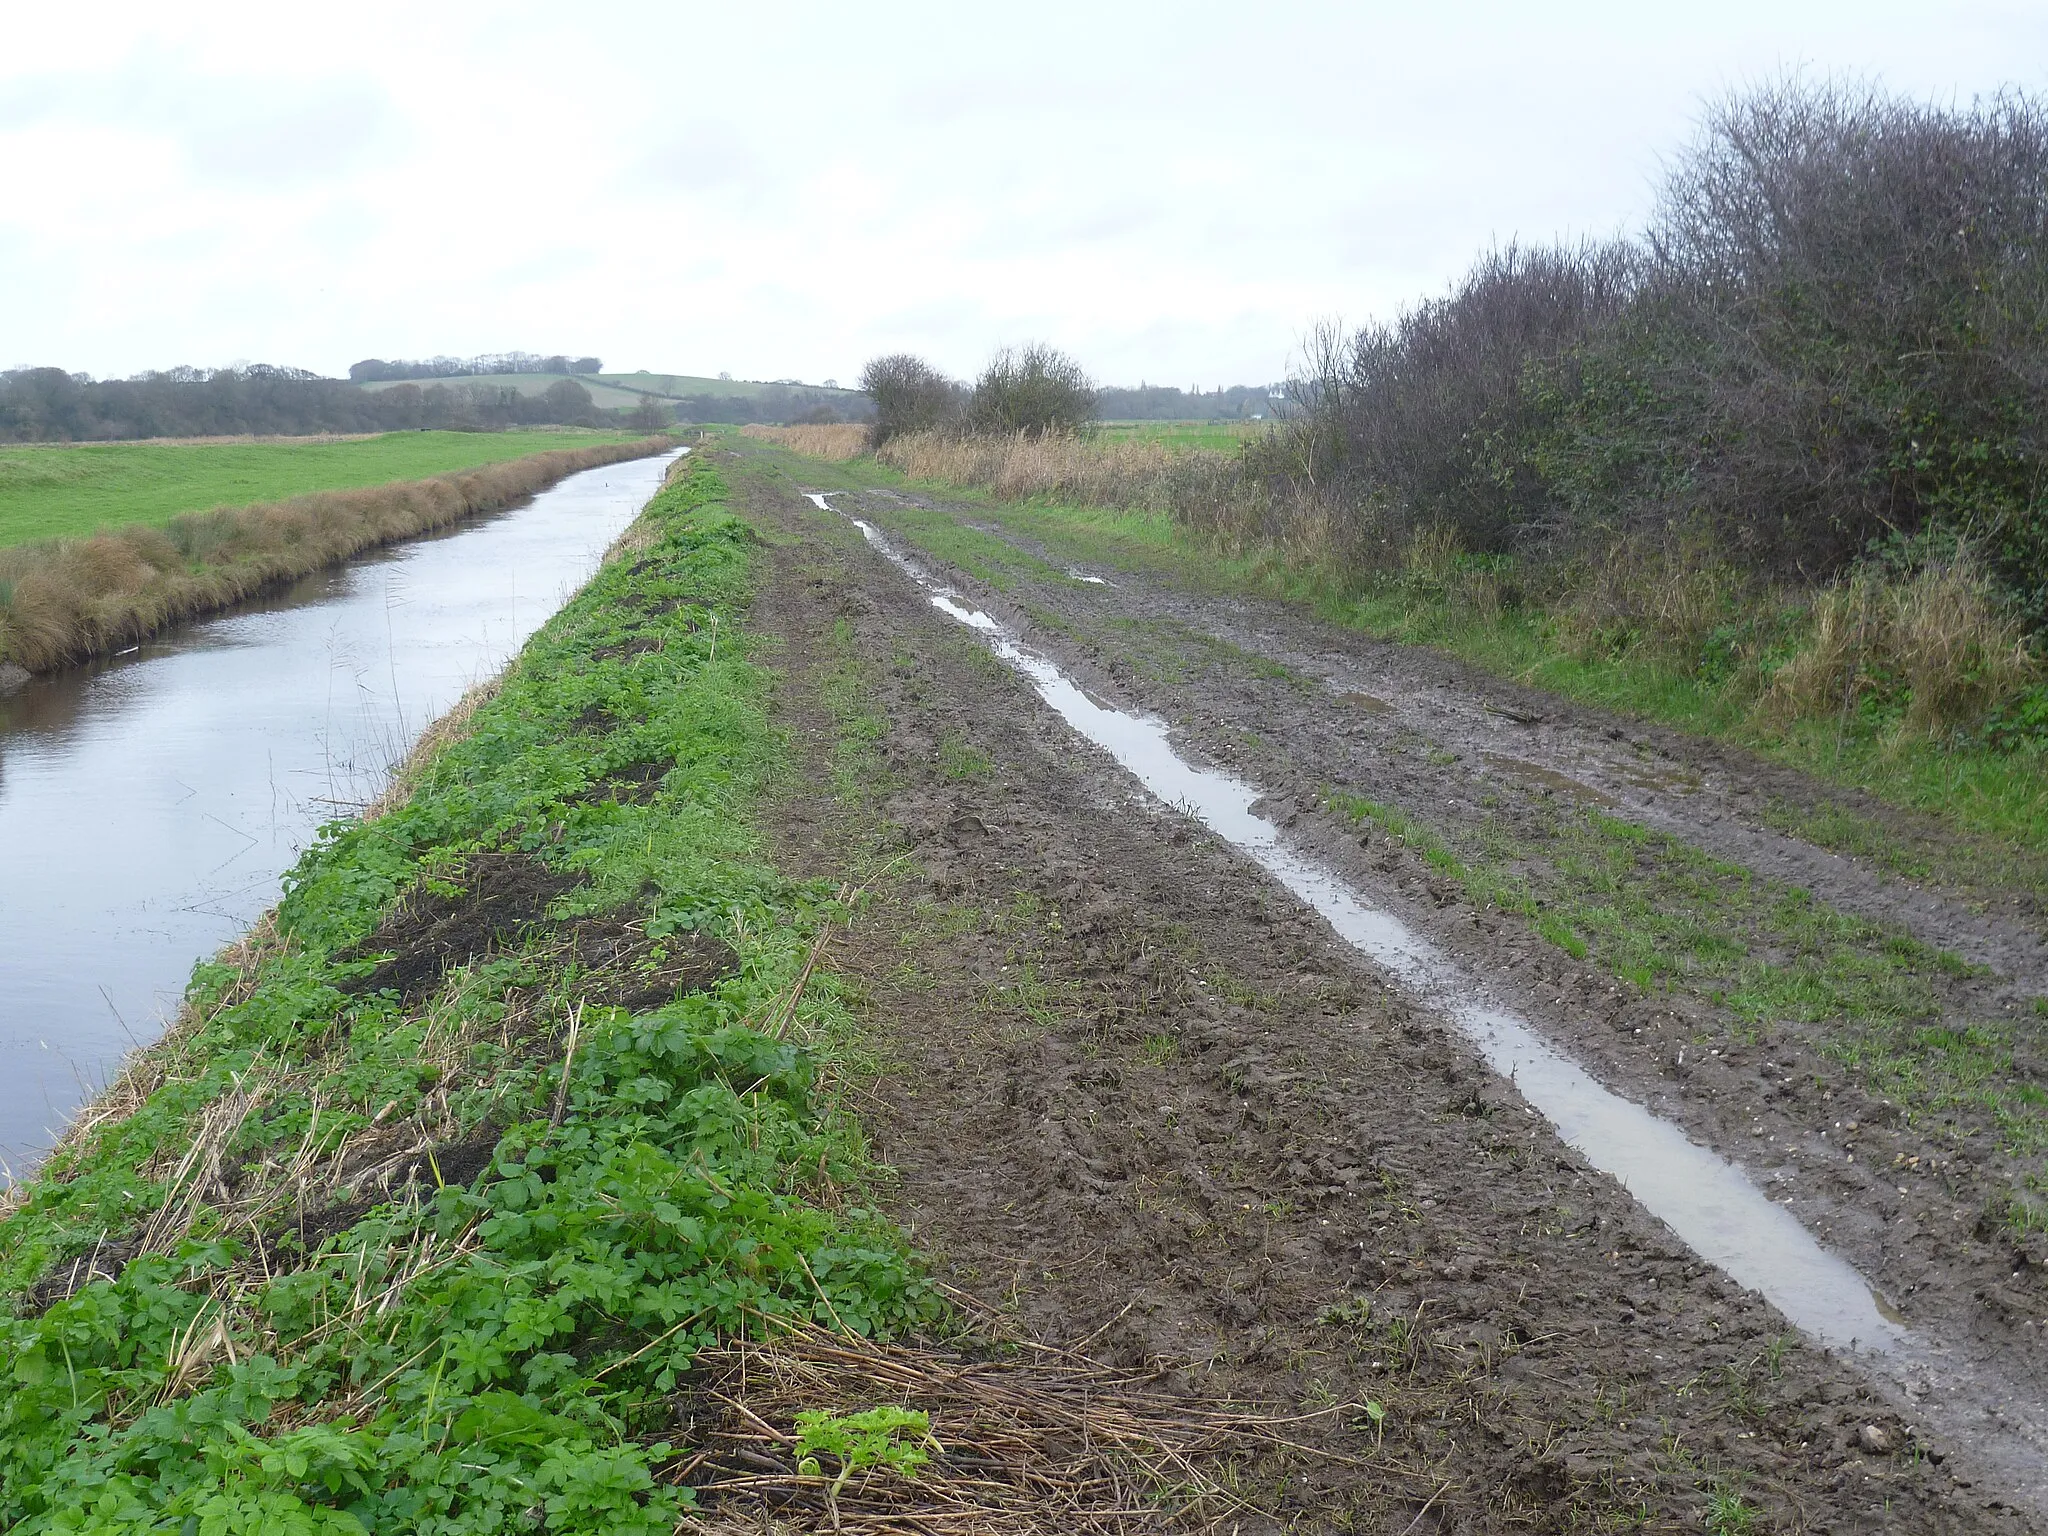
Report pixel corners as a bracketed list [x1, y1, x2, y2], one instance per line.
[741, 423, 871, 461]
[0, 435, 674, 672]
[875, 429, 1241, 519]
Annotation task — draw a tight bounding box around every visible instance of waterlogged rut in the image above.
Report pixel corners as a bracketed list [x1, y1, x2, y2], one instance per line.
[807, 489, 2048, 1514]
[0, 450, 681, 1173]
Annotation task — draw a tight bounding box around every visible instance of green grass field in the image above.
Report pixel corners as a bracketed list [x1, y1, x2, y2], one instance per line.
[1089, 420, 1270, 452]
[0, 429, 634, 548]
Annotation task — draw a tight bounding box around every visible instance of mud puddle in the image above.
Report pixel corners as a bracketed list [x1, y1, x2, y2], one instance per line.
[816, 493, 1906, 1352]
[815, 485, 2048, 1513]
[1481, 752, 1619, 807]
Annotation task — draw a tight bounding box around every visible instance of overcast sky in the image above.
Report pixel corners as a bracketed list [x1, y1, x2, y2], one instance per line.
[3, 1, 2041, 390]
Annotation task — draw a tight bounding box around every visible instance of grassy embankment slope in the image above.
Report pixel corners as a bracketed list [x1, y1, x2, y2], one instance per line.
[0, 435, 671, 672]
[760, 428, 2048, 873]
[0, 431, 636, 550]
[0, 456, 938, 1532]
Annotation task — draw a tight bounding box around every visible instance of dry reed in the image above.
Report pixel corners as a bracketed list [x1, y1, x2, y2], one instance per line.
[874, 430, 1241, 519]
[1763, 557, 2036, 734]
[741, 424, 871, 461]
[0, 435, 675, 672]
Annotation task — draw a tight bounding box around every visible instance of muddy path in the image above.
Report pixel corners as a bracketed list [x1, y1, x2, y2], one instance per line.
[726, 447, 2026, 1531]
[766, 455, 2048, 1519]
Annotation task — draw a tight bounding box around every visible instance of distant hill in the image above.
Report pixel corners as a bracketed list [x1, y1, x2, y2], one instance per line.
[354, 370, 871, 425]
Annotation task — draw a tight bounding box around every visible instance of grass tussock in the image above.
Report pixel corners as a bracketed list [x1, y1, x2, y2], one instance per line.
[1761, 560, 2037, 735]
[740, 423, 870, 461]
[0, 436, 674, 671]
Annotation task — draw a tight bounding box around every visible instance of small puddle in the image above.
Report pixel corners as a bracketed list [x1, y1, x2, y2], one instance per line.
[815, 493, 1905, 1353]
[1482, 753, 1619, 808]
[1067, 569, 1113, 586]
[1338, 689, 1394, 714]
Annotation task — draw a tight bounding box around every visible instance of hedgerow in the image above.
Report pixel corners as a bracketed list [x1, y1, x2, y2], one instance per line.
[0, 456, 940, 1533]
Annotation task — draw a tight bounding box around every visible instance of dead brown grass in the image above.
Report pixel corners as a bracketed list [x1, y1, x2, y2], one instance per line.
[1763, 557, 2037, 734]
[0, 436, 675, 672]
[671, 1316, 1381, 1534]
[741, 424, 871, 461]
[874, 430, 1240, 516]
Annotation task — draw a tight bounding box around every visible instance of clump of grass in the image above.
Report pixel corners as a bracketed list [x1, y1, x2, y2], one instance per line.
[1763, 557, 2035, 736]
[0, 436, 674, 672]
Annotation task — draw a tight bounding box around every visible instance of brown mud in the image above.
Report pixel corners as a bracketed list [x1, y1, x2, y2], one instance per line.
[725, 448, 2029, 1532]
[843, 491, 2048, 1405]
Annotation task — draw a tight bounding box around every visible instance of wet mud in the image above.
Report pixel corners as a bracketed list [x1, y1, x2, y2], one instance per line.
[732, 454, 2031, 1532]
[337, 852, 587, 1001]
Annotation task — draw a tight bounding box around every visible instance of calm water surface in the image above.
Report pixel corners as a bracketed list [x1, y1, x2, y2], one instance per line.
[0, 449, 680, 1174]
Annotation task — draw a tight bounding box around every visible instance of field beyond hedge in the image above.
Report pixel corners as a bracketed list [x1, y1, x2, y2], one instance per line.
[0, 430, 635, 549]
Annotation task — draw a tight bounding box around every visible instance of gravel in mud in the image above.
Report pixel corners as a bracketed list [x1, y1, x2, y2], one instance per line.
[727, 452, 2023, 1534]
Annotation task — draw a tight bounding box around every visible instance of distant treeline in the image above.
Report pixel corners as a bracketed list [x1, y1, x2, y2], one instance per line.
[0, 366, 634, 441]
[1096, 383, 1280, 420]
[668, 385, 874, 426]
[348, 353, 603, 383]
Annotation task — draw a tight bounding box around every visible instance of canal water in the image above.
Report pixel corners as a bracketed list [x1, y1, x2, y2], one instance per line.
[0, 449, 681, 1176]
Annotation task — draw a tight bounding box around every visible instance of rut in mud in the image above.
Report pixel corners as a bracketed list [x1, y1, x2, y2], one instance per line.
[725, 446, 2037, 1533]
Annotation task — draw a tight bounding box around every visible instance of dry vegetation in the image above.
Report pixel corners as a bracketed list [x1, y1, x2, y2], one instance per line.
[740, 423, 869, 461]
[824, 82, 2048, 754]
[0, 435, 674, 671]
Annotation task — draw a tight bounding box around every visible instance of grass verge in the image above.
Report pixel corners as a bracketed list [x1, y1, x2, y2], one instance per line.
[0, 456, 940, 1533]
[0, 436, 674, 672]
[1323, 787, 2048, 1174]
[854, 457, 2048, 873]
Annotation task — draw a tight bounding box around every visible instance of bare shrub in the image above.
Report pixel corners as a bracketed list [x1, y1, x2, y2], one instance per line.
[859, 354, 962, 446]
[967, 344, 1098, 439]
[739, 423, 869, 461]
[1579, 81, 2048, 601]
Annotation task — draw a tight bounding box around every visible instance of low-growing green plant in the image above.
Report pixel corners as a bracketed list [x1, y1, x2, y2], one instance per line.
[0, 458, 941, 1533]
[1704, 1487, 1762, 1535]
[793, 1405, 935, 1487]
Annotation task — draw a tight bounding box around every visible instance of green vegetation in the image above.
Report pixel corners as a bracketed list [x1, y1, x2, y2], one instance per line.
[0, 459, 939, 1533]
[0, 431, 632, 549]
[838, 443, 2048, 866]
[1089, 421, 1268, 453]
[0, 438, 669, 672]
[1323, 788, 2047, 1162]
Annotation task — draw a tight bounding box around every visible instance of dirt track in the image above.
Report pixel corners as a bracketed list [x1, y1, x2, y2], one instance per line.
[730, 445, 2042, 1531]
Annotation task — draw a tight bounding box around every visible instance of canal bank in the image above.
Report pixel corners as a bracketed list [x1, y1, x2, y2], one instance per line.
[0, 448, 681, 1172]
